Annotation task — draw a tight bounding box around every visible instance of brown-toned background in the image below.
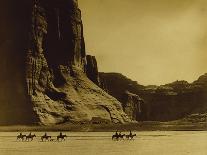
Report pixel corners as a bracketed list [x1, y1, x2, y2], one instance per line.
[79, 0, 207, 85]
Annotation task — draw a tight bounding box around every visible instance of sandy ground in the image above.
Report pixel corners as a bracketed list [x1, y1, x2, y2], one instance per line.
[0, 131, 207, 155]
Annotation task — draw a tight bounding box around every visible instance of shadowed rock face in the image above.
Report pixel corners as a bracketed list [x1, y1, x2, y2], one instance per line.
[0, 0, 130, 125]
[100, 72, 207, 121]
[122, 91, 145, 121]
[86, 55, 100, 86]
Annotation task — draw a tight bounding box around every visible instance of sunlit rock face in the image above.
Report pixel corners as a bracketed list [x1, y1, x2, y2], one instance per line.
[0, 0, 130, 125]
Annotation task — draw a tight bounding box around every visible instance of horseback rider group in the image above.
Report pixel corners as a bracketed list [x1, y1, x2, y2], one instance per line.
[17, 131, 136, 141]
[112, 130, 136, 140]
[17, 132, 36, 141]
[17, 132, 67, 142]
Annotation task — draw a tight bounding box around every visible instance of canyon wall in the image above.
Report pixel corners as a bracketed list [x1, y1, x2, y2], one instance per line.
[100, 72, 207, 121]
[0, 0, 130, 125]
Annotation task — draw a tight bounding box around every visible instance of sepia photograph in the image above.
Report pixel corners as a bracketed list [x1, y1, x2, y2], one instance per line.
[0, 0, 207, 154]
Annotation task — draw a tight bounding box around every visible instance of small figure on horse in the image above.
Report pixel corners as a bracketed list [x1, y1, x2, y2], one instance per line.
[17, 133, 26, 141]
[41, 132, 51, 141]
[126, 130, 136, 140]
[26, 132, 36, 141]
[57, 132, 67, 141]
[112, 131, 125, 140]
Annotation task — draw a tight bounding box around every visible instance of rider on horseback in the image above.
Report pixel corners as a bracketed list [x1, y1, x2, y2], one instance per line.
[115, 130, 118, 136]
[59, 132, 63, 136]
[118, 132, 122, 137]
[129, 130, 132, 136]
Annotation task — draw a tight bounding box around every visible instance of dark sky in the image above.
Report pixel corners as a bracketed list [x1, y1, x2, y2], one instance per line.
[79, 0, 207, 85]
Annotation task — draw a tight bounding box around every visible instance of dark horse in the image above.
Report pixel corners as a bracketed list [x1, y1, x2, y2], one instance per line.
[112, 134, 125, 140]
[57, 134, 67, 141]
[126, 134, 136, 140]
[26, 134, 36, 141]
[17, 134, 26, 141]
[41, 135, 51, 141]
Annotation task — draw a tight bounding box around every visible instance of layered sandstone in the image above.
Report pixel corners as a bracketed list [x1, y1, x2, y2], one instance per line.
[0, 0, 130, 125]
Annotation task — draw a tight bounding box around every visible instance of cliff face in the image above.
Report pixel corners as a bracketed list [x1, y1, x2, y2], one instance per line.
[85, 55, 100, 86]
[99, 73, 144, 101]
[99, 73, 147, 121]
[122, 91, 145, 121]
[100, 72, 207, 121]
[0, 0, 130, 125]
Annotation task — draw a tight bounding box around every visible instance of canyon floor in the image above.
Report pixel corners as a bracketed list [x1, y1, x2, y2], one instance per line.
[1, 131, 207, 155]
[0, 121, 206, 132]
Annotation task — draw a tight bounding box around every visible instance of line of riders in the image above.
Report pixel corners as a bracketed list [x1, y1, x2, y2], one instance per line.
[112, 130, 136, 140]
[17, 132, 67, 141]
[17, 130, 136, 141]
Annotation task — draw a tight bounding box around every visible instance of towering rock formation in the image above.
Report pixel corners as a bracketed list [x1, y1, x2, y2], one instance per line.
[0, 0, 130, 125]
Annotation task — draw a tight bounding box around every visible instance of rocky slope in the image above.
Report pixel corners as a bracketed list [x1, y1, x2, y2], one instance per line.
[100, 72, 207, 121]
[0, 0, 130, 125]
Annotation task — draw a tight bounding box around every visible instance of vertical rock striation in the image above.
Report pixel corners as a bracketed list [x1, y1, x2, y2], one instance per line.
[0, 0, 130, 125]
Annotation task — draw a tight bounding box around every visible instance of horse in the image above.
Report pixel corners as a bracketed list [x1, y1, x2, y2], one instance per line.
[41, 135, 51, 141]
[118, 134, 125, 140]
[112, 134, 119, 140]
[112, 134, 125, 140]
[17, 134, 26, 141]
[126, 134, 136, 140]
[26, 134, 36, 141]
[57, 134, 67, 141]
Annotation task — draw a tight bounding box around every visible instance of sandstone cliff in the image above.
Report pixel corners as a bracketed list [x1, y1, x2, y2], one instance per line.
[85, 55, 100, 86]
[122, 91, 145, 121]
[100, 72, 207, 121]
[0, 0, 129, 125]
